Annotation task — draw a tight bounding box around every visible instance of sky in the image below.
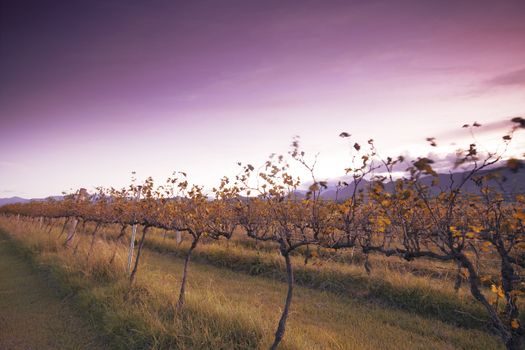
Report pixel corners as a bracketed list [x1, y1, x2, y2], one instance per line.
[1, 0, 525, 198]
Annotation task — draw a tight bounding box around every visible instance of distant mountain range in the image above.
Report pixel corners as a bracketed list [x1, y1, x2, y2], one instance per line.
[1, 165, 523, 206]
[298, 165, 525, 201]
[0, 196, 63, 206]
[0, 197, 30, 206]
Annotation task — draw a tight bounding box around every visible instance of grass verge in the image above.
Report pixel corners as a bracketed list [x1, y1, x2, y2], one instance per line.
[0, 218, 505, 349]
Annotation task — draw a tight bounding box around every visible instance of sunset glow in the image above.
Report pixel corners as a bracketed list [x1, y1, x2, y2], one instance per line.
[1, 0, 524, 197]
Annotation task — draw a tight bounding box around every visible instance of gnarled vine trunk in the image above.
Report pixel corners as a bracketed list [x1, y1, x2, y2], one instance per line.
[58, 217, 69, 240]
[86, 223, 101, 262]
[176, 237, 198, 310]
[129, 226, 149, 285]
[64, 218, 78, 247]
[270, 250, 294, 350]
[498, 251, 524, 350]
[109, 225, 127, 265]
[459, 254, 518, 349]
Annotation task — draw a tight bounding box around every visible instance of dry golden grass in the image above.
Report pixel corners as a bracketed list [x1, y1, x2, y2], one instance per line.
[0, 232, 107, 349]
[140, 229, 491, 329]
[0, 217, 505, 349]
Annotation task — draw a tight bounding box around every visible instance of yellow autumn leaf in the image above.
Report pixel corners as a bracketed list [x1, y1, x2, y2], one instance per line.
[499, 289, 505, 298]
[491, 284, 505, 298]
[469, 225, 483, 233]
[481, 241, 492, 252]
[511, 319, 520, 329]
[450, 226, 461, 238]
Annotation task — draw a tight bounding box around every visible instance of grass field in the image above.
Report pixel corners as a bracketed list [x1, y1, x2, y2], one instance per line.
[0, 217, 506, 349]
[0, 232, 107, 349]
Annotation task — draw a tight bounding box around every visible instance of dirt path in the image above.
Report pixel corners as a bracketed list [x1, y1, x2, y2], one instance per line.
[0, 237, 107, 350]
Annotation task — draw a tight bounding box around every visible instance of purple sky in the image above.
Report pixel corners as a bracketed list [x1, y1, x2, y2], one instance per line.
[1, 0, 525, 197]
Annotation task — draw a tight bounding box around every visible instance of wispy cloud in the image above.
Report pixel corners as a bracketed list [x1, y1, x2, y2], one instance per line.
[485, 67, 525, 88]
[466, 67, 525, 97]
[426, 117, 521, 143]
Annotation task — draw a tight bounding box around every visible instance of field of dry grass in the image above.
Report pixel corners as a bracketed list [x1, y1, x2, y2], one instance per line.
[0, 231, 107, 349]
[0, 216, 507, 349]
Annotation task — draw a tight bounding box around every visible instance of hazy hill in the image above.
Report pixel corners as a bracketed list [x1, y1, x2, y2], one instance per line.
[0, 197, 30, 206]
[312, 165, 525, 201]
[0, 196, 63, 206]
[1, 165, 523, 205]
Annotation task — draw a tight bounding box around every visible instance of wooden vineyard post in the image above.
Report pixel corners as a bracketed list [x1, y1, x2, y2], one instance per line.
[126, 224, 137, 274]
[126, 187, 141, 275]
[64, 188, 88, 248]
